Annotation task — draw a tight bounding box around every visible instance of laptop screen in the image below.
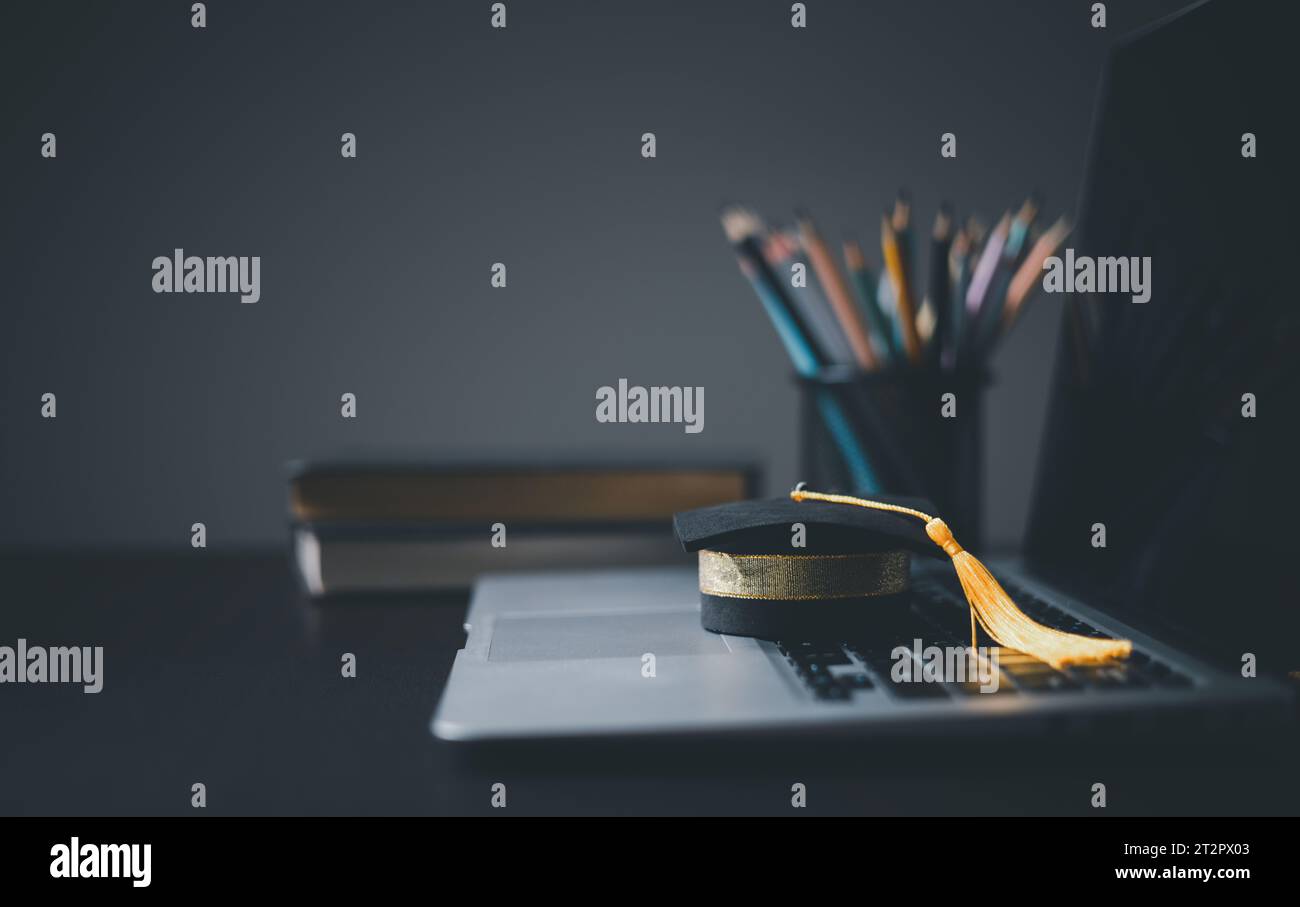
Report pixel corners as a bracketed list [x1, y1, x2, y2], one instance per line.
[1025, 0, 1297, 667]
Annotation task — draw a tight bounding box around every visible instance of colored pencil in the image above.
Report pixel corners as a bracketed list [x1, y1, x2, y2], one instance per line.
[881, 213, 922, 363]
[842, 238, 897, 365]
[927, 204, 955, 367]
[891, 191, 914, 285]
[1004, 195, 1040, 262]
[1002, 216, 1071, 335]
[960, 212, 1011, 363]
[721, 207, 881, 491]
[797, 212, 880, 370]
[965, 212, 1011, 317]
[763, 230, 855, 365]
[944, 226, 972, 369]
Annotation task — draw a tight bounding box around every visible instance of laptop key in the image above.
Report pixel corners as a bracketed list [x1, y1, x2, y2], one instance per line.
[912, 600, 971, 638]
[883, 677, 951, 699]
[799, 649, 851, 667]
[1010, 671, 1080, 692]
[778, 644, 866, 701]
[997, 654, 1055, 674]
[1068, 664, 1148, 690]
[817, 684, 850, 701]
[838, 672, 874, 690]
[1119, 650, 1191, 687]
[955, 678, 1016, 695]
[1000, 583, 1126, 642]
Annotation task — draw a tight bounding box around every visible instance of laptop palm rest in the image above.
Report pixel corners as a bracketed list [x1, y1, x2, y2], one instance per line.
[488, 610, 731, 662]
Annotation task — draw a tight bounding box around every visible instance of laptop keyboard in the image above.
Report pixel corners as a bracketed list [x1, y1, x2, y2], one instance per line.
[776, 580, 1192, 702]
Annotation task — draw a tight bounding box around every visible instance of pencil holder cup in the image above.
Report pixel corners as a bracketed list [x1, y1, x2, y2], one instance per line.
[797, 366, 991, 549]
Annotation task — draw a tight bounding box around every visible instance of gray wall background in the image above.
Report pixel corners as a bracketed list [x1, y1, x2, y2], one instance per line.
[2, 0, 1189, 548]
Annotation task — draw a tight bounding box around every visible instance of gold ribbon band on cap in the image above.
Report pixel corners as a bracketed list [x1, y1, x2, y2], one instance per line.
[699, 550, 911, 601]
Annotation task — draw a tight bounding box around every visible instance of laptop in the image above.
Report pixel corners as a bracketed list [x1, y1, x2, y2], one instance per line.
[432, 0, 1295, 742]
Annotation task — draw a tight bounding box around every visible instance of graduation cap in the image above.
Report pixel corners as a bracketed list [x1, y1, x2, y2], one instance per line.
[674, 484, 1131, 668]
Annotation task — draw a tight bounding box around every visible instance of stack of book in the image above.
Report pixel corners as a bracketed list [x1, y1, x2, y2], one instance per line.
[288, 463, 755, 596]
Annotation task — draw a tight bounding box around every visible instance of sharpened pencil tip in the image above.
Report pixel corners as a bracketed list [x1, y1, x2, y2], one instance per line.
[720, 206, 763, 244]
[891, 195, 911, 231]
[843, 237, 865, 270]
[933, 205, 954, 239]
[1015, 195, 1041, 226]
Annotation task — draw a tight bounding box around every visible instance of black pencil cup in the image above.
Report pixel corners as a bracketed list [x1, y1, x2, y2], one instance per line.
[798, 366, 991, 549]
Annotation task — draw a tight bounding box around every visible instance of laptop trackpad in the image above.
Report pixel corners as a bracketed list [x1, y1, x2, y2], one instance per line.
[488, 610, 730, 662]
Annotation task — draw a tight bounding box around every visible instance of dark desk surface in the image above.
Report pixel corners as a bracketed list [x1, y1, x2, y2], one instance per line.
[3, 551, 1296, 816]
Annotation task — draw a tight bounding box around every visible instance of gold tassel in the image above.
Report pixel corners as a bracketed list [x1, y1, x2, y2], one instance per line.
[790, 485, 1131, 669]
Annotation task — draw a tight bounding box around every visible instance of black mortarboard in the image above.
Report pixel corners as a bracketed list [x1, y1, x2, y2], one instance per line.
[674, 492, 940, 640]
[675, 485, 1133, 667]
